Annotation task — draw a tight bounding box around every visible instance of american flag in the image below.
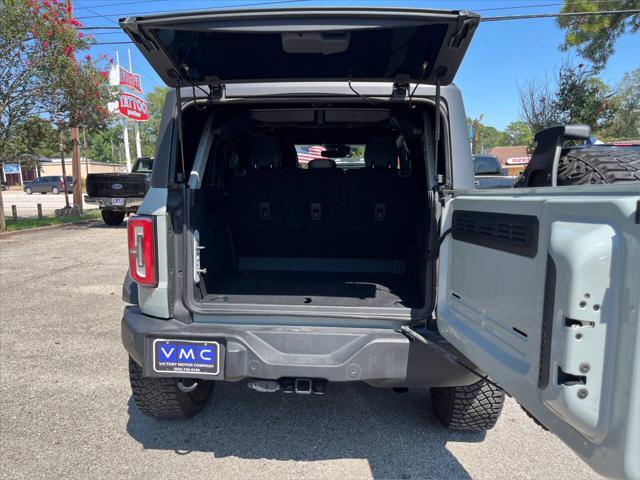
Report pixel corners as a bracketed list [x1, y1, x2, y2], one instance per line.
[295, 145, 326, 165]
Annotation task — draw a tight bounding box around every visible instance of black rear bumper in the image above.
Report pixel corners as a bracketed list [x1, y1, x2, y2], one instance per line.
[121, 307, 478, 388]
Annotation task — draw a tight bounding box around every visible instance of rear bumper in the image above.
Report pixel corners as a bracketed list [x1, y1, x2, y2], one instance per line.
[85, 196, 143, 210]
[121, 307, 478, 387]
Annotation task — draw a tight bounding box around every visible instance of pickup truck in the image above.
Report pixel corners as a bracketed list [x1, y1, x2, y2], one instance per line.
[472, 154, 516, 188]
[85, 157, 153, 225]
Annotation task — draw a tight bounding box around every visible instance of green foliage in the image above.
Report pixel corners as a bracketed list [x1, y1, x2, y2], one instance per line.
[601, 69, 640, 140]
[555, 64, 615, 130]
[558, 0, 640, 69]
[5, 209, 100, 231]
[504, 121, 533, 146]
[519, 63, 620, 138]
[0, 0, 111, 164]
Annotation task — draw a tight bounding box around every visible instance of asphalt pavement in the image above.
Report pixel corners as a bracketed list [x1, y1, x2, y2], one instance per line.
[0, 224, 602, 480]
[1, 189, 98, 218]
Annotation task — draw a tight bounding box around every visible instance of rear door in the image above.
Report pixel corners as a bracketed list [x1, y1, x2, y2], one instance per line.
[437, 185, 640, 479]
[121, 7, 479, 87]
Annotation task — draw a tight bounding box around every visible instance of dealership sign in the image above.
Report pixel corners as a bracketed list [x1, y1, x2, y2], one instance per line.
[2, 163, 20, 175]
[109, 65, 142, 93]
[110, 92, 149, 121]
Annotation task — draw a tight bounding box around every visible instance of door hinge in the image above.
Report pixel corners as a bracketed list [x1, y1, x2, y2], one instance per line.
[193, 229, 207, 283]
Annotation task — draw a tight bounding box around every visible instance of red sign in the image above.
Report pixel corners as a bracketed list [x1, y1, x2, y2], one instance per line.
[118, 66, 142, 93]
[505, 156, 530, 165]
[118, 92, 148, 121]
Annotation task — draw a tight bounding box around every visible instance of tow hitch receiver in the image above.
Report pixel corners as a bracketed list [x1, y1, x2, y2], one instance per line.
[247, 378, 327, 395]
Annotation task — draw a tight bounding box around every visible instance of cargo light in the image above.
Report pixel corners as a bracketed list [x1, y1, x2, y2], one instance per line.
[127, 215, 157, 287]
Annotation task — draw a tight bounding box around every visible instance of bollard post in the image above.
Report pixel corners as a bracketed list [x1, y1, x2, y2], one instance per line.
[12, 205, 17, 222]
[37, 203, 43, 219]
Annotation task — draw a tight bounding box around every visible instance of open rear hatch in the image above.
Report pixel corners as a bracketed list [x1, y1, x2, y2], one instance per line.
[120, 7, 479, 88]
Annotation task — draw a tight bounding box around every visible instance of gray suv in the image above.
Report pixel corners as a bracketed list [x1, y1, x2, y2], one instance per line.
[23, 176, 73, 194]
[119, 8, 640, 478]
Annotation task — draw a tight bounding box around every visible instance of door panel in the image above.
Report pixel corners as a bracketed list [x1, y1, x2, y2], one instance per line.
[437, 185, 640, 479]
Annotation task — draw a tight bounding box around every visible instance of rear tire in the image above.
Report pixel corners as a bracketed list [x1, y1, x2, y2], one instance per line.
[52, 186, 60, 194]
[557, 147, 640, 185]
[129, 357, 214, 418]
[25, 187, 32, 194]
[431, 380, 505, 431]
[101, 210, 125, 226]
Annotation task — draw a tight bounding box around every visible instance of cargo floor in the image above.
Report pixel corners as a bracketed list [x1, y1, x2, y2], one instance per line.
[202, 271, 422, 308]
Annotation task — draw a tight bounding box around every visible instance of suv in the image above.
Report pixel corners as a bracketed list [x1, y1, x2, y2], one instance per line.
[23, 176, 73, 194]
[119, 8, 640, 478]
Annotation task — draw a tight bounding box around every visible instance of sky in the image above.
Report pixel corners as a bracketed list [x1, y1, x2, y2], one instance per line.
[77, 0, 640, 130]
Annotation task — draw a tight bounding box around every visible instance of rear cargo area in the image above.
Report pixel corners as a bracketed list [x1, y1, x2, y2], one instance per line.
[186, 106, 433, 315]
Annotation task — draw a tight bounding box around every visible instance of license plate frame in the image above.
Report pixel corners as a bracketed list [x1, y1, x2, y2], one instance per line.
[112, 198, 125, 206]
[152, 339, 221, 377]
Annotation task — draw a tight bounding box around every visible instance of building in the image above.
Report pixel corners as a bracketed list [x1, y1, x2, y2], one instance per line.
[38, 158, 127, 178]
[486, 146, 530, 175]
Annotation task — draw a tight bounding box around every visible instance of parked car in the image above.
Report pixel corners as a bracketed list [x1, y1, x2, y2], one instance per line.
[23, 176, 73, 194]
[119, 7, 640, 479]
[472, 154, 516, 188]
[85, 157, 153, 226]
[1, 181, 8, 191]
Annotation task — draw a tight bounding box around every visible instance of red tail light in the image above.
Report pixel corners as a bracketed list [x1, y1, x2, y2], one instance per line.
[128, 216, 157, 287]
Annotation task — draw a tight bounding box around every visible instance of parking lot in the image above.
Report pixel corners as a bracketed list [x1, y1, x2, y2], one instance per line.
[1, 189, 99, 218]
[0, 224, 601, 480]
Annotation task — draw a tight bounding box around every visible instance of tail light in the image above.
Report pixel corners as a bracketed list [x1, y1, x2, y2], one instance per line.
[128, 216, 157, 287]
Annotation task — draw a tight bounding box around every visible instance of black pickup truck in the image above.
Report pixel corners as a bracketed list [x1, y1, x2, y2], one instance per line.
[85, 157, 153, 225]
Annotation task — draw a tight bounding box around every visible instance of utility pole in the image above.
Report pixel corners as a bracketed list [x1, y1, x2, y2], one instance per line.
[0, 188, 5, 231]
[59, 129, 71, 208]
[82, 127, 89, 176]
[472, 114, 484, 154]
[68, 0, 83, 212]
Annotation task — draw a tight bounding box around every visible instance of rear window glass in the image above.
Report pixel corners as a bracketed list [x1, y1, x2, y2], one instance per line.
[296, 145, 365, 168]
[153, 24, 447, 82]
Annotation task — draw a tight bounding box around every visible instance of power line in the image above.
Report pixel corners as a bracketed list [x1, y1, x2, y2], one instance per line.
[76, 0, 312, 19]
[482, 8, 640, 21]
[75, 0, 170, 10]
[86, 7, 640, 32]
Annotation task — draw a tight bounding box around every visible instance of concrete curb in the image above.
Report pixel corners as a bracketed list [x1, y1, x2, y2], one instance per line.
[0, 219, 101, 239]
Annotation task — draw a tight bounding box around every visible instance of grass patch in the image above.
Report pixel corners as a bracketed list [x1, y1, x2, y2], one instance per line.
[4, 209, 101, 231]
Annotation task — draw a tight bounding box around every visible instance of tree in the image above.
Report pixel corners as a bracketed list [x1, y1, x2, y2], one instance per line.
[555, 63, 615, 130]
[467, 117, 510, 153]
[504, 121, 533, 146]
[136, 85, 169, 158]
[602, 69, 640, 139]
[558, 0, 640, 69]
[518, 76, 561, 135]
[518, 64, 616, 137]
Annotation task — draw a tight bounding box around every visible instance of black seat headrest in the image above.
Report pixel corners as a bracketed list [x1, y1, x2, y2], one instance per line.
[308, 158, 336, 169]
[364, 137, 397, 168]
[248, 135, 283, 168]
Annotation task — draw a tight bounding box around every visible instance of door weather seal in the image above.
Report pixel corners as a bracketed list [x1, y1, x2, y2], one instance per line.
[398, 325, 503, 390]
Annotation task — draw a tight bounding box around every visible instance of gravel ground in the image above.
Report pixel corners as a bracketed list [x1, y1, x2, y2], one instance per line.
[2, 190, 98, 218]
[0, 225, 601, 480]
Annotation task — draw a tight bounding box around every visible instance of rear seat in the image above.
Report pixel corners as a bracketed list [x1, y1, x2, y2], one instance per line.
[344, 137, 412, 259]
[227, 135, 415, 262]
[226, 135, 291, 256]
